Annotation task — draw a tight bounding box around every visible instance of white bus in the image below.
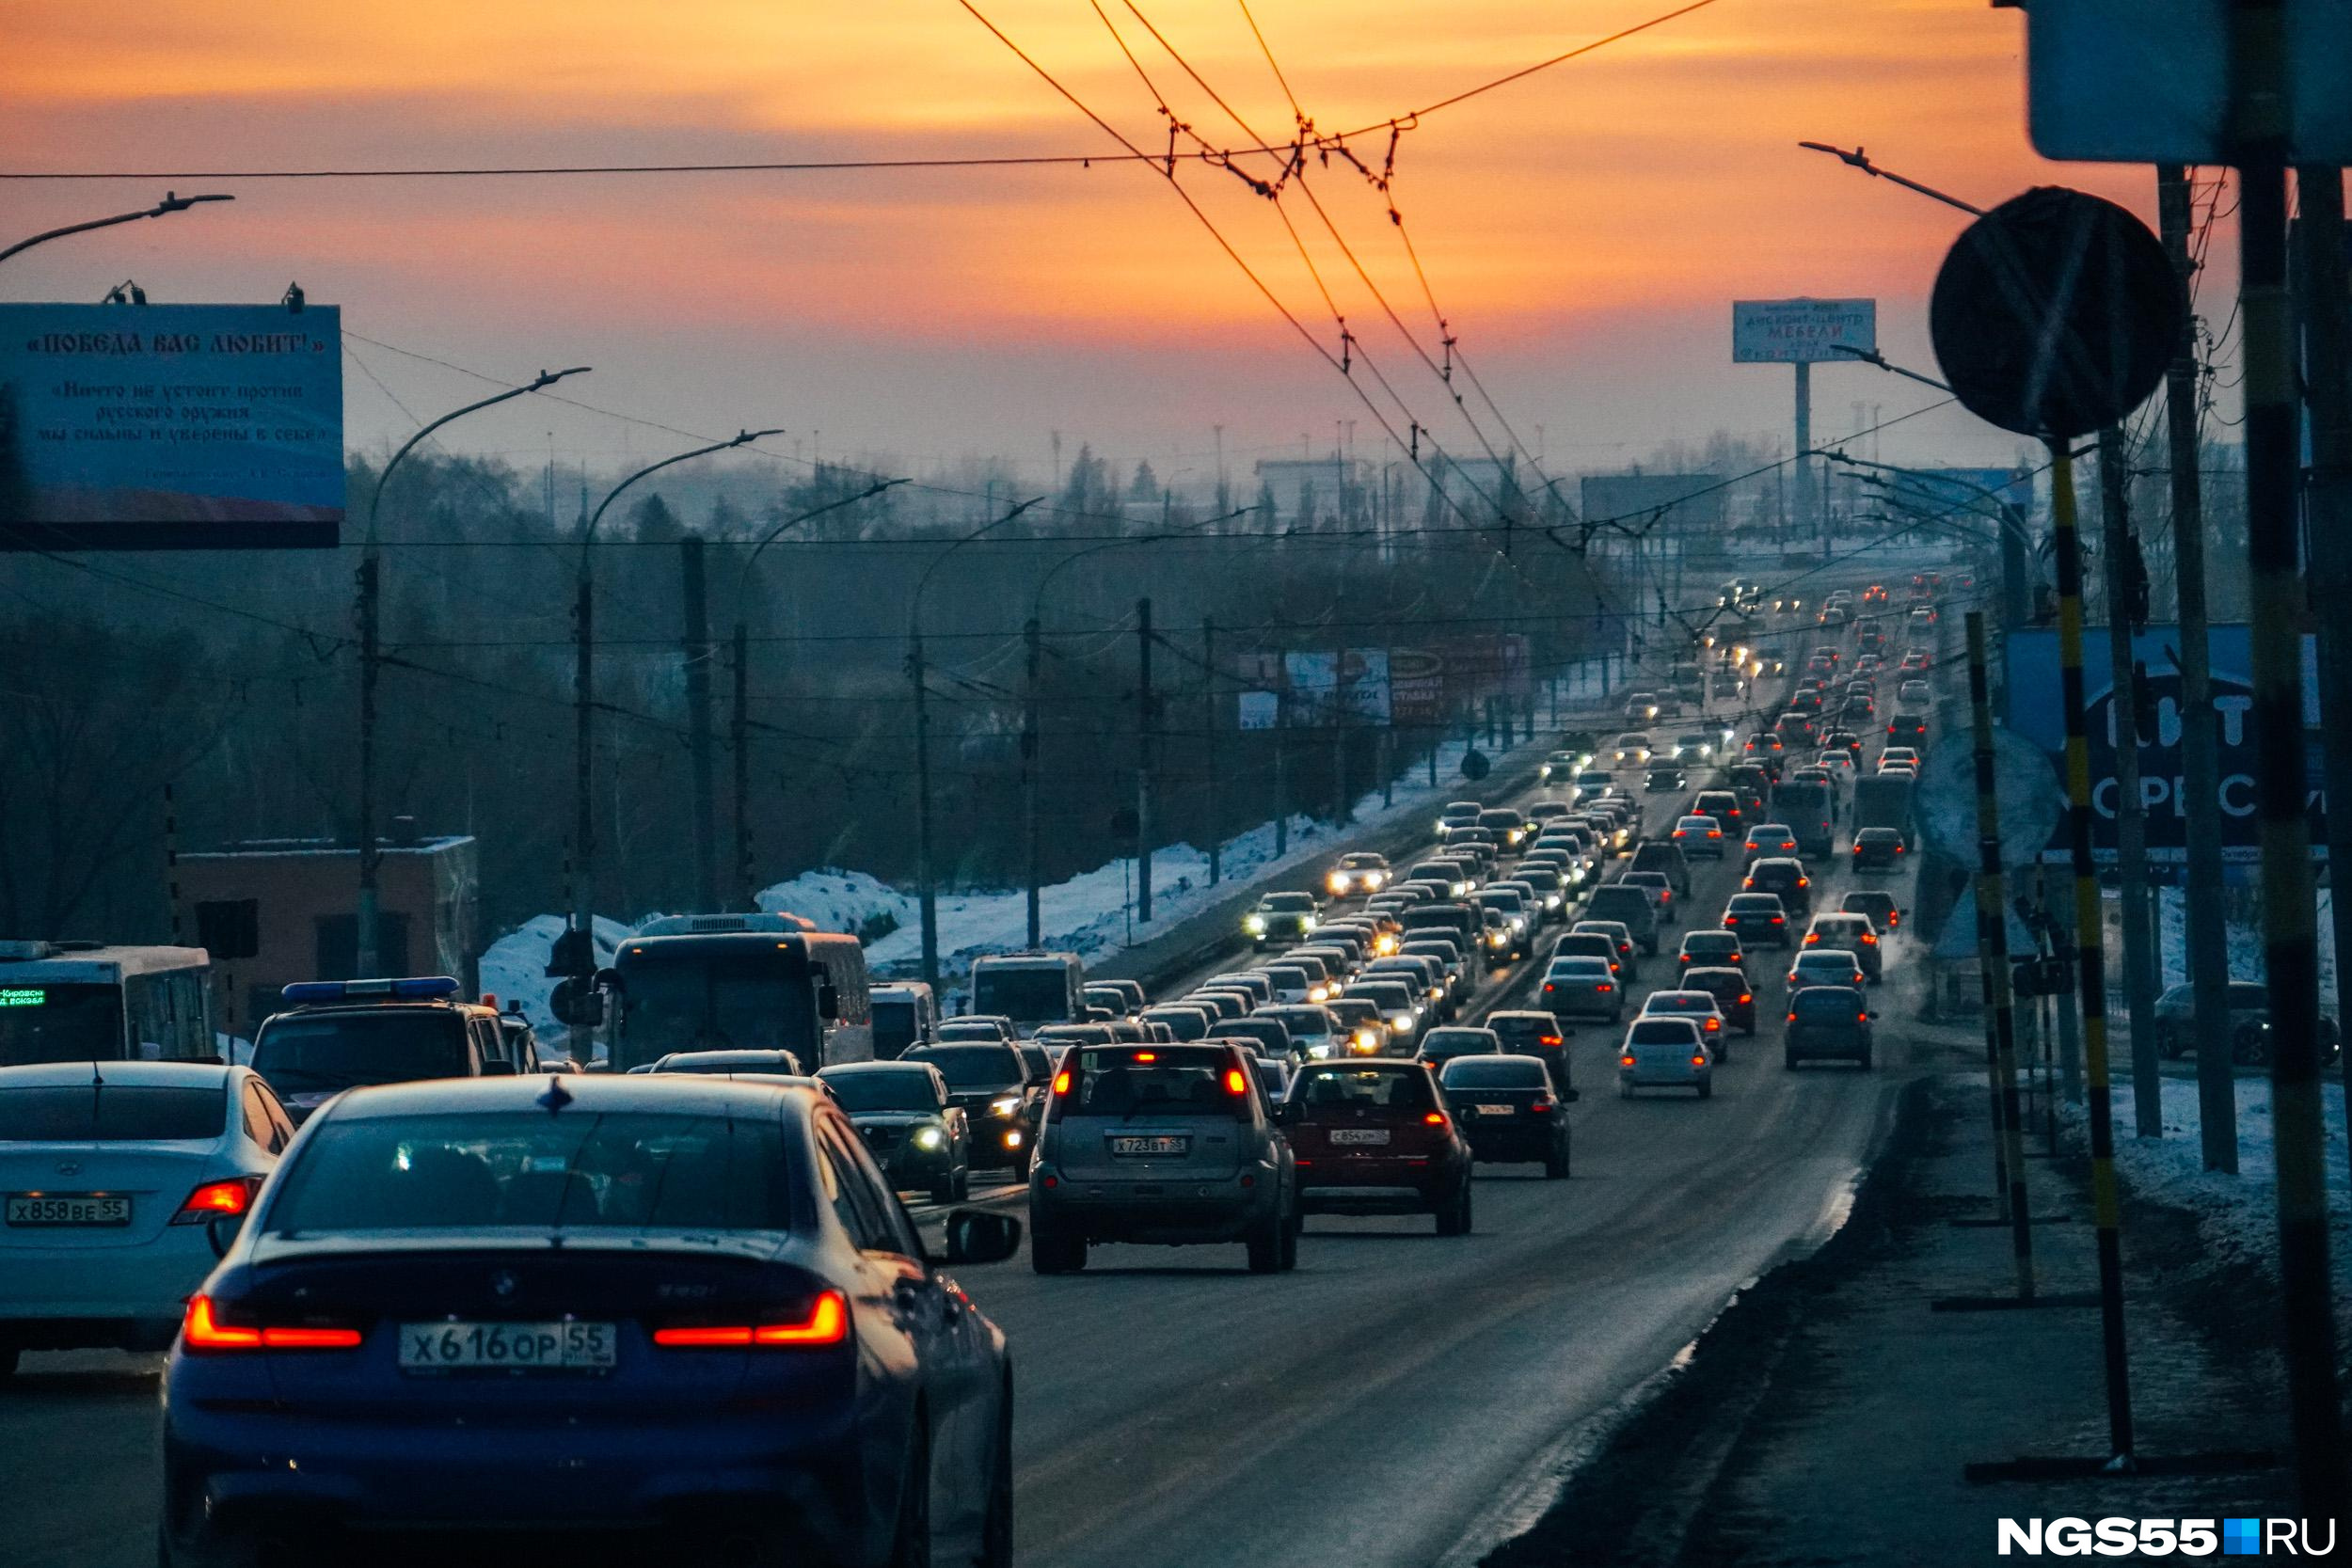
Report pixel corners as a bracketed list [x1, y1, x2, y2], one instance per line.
[0, 942, 215, 1065]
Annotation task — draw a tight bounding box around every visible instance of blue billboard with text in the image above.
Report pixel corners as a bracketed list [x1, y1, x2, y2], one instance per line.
[0, 302, 342, 549]
[2005, 625, 2324, 863]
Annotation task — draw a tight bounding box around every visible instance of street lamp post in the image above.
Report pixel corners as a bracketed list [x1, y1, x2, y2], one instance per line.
[726, 480, 906, 911]
[571, 429, 782, 942]
[0, 192, 234, 267]
[912, 499, 1043, 987]
[354, 366, 590, 978]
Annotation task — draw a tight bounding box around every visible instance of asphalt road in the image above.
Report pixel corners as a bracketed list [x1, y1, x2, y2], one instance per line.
[0, 598, 1926, 1568]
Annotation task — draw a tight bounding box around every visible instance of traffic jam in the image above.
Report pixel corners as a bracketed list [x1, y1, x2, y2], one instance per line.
[1, 575, 1944, 1566]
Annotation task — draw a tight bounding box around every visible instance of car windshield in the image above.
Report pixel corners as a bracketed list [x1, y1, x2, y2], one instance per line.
[0, 1084, 225, 1141]
[1794, 989, 1866, 1018]
[1729, 896, 1781, 913]
[903, 1044, 1023, 1090]
[1441, 1057, 1549, 1089]
[937, 1022, 1008, 1042]
[1263, 894, 1317, 912]
[870, 998, 923, 1055]
[1686, 934, 1737, 951]
[263, 1110, 795, 1234]
[1628, 1021, 1699, 1044]
[821, 1069, 938, 1113]
[253, 1011, 470, 1094]
[1062, 1047, 1248, 1118]
[1292, 1065, 1435, 1113]
[0, 982, 124, 1066]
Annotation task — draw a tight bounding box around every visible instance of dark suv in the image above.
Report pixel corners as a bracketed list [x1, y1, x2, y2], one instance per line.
[903, 1041, 1040, 1175]
[1285, 1058, 1475, 1235]
[1743, 857, 1815, 918]
[1786, 985, 1875, 1069]
[1028, 1040, 1297, 1273]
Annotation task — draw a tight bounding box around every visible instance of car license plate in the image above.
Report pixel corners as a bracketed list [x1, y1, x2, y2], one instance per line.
[398, 1321, 616, 1373]
[1328, 1128, 1390, 1146]
[1473, 1103, 1517, 1116]
[1108, 1135, 1188, 1157]
[6, 1194, 130, 1227]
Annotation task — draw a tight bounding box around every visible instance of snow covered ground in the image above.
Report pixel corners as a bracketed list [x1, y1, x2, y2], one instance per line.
[2072, 1076, 2352, 1298]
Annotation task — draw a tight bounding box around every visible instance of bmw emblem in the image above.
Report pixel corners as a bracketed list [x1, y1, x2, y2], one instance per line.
[491, 1270, 517, 1300]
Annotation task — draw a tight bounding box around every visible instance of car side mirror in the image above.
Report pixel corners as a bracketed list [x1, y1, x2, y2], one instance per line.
[1867, 1011, 1879, 1021]
[818, 983, 841, 1021]
[1562, 1087, 1582, 1103]
[479, 1060, 518, 1077]
[944, 1210, 1024, 1265]
[1273, 1101, 1301, 1126]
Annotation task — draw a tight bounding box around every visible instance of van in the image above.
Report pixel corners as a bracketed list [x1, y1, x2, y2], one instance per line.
[1629, 841, 1692, 897]
[969, 952, 1088, 1036]
[869, 982, 938, 1059]
[1583, 883, 1661, 956]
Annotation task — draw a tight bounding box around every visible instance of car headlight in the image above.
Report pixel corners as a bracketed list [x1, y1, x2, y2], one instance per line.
[990, 1096, 1023, 1118]
[1375, 934, 1398, 955]
[1545, 894, 1562, 909]
[1366, 872, 1385, 889]
[1391, 1010, 1417, 1027]
[1309, 984, 1331, 1002]
[1353, 1030, 1381, 1052]
[1327, 873, 1349, 894]
[1244, 915, 1266, 934]
[1487, 931, 1508, 947]
[914, 1126, 946, 1150]
[1309, 1042, 1335, 1059]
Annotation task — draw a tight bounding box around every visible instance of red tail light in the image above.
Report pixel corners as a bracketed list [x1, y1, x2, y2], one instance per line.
[171, 1177, 261, 1226]
[1859, 1013, 1870, 1023]
[1691, 1055, 1708, 1068]
[1052, 1069, 1072, 1096]
[1597, 982, 1613, 992]
[1804, 933, 1820, 944]
[1619, 1054, 1636, 1068]
[182, 1294, 362, 1353]
[1422, 1111, 1447, 1127]
[1532, 1101, 1554, 1115]
[1861, 933, 1877, 944]
[1787, 1012, 1798, 1022]
[1770, 916, 1784, 924]
[1134, 1051, 1157, 1063]
[653, 1290, 850, 1349]
[1224, 1068, 1248, 1096]
[1740, 993, 1753, 1004]
[1540, 1035, 1562, 1047]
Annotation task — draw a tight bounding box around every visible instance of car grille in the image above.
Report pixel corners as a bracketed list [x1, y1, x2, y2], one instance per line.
[860, 1125, 906, 1149]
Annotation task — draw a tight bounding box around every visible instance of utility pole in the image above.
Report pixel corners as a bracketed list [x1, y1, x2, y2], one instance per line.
[1203, 616, 1221, 885]
[1794, 362, 1814, 557]
[2233, 3, 2347, 1524]
[2048, 446, 2136, 1466]
[680, 539, 719, 912]
[1024, 616, 1042, 946]
[572, 562, 596, 942]
[912, 630, 937, 987]
[354, 553, 383, 975]
[2157, 164, 2238, 1171]
[2296, 166, 2352, 1150]
[1969, 611, 2035, 1298]
[1136, 597, 1153, 926]
[1274, 687, 1290, 859]
[732, 623, 752, 911]
[2098, 427, 2162, 1138]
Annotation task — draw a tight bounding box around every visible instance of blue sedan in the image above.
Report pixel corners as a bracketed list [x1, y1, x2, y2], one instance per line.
[158, 1074, 1019, 1567]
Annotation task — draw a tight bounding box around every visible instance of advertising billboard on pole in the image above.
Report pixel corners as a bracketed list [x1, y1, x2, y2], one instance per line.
[0, 303, 343, 549]
[1731, 298, 1878, 363]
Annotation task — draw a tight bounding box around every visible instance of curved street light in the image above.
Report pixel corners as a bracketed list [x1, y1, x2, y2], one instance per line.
[566, 429, 782, 937]
[910, 498, 1044, 988]
[354, 365, 590, 977]
[0, 192, 235, 267]
[722, 479, 903, 911]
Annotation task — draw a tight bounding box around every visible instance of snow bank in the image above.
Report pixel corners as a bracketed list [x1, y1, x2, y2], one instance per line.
[758, 870, 916, 942]
[478, 913, 635, 1038]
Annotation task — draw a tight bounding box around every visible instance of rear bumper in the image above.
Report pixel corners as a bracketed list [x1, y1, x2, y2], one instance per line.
[1787, 1033, 1869, 1062]
[162, 1395, 869, 1557]
[1619, 1064, 1709, 1088]
[1030, 1176, 1277, 1243]
[1460, 1124, 1558, 1161]
[0, 1234, 215, 1331]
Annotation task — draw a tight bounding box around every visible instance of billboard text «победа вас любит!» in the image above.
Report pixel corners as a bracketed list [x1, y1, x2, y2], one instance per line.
[0, 302, 343, 549]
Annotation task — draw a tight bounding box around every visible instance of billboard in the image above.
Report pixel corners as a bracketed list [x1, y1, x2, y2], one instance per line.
[0, 303, 343, 548]
[2006, 625, 2325, 863]
[1280, 649, 1391, 727]
[1731, 298, 1878, 364]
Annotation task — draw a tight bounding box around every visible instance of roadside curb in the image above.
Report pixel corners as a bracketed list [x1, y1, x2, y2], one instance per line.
[1474, 1074, 1933, 1568]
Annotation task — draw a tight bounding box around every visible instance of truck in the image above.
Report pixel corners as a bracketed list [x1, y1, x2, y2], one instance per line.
[1772, 778, 1837, 859]
[1851, 773, 1917, 853]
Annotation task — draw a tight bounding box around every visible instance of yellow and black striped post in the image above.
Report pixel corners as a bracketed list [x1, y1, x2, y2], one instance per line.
[2047, 443, 2134, 1465]
[1967, 611, 2034, 1299]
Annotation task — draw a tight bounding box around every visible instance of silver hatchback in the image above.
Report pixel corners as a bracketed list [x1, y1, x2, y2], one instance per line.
[1027, 1041, 1298, 1275]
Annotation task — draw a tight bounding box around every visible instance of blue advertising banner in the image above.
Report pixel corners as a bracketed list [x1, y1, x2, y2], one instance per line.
[0, 302, 342, 548]
[2005, 624, 2324, 862]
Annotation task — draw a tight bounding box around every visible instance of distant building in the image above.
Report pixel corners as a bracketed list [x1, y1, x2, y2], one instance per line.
[1253, 457, 1367, 525]
[1428, 454, 1518, 519]
[173, 828, 481, 1037]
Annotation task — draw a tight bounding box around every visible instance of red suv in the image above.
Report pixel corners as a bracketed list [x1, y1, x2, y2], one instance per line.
[1283, 1059, 1475, 1235]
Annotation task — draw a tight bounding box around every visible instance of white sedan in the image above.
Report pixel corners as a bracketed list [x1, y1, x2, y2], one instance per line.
[0, 1060, 289, 1373]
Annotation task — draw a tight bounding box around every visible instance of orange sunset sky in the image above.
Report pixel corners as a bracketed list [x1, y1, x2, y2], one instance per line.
[0, 0, 2224, 487]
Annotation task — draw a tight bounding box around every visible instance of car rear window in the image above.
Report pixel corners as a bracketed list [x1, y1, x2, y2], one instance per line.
[1441, 1057, 1549, 1089]
[1292, 1065, 1435, 1113]
[1061, 1046, 1249, 1118]
[1421, 1030, 1495, 1054]
[265, 1111, 796, 1233]
[1629, 1021, 1699, 1045]
[0, 1084, 227, 1142]
[1794, 989, 1866, 1018]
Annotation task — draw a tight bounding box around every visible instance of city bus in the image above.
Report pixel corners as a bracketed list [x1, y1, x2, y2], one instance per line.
[597, 914, 873, 1073]
[0, 942, 215, 1065]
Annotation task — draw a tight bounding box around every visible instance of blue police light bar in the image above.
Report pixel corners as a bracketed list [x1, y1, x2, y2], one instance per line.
[280, 976, 462, 1005]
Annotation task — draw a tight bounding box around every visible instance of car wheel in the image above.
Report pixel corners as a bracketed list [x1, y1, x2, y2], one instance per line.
[1009, 1144, 1034, 1180]
[0, 1341, 16, 1382]
[930, 1171, 957, 1205]
[2233, 1023, 2273, 1068]
[1246, 1209, 1283, 1274]
[1436, 1180, 1472, 1236]
[1858, 1047, 1874, 1070]
[888, 1419, 933, 1568]
[977, 1389, 1015, 1568]
[953, 1167, 971, 1203]
[1279, 1205, 1301, 1272]
[1030, 1222, 1086, 1275]
[1544, 1140, 1569, 1180]
[1697, 1079, 1713, 1099]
